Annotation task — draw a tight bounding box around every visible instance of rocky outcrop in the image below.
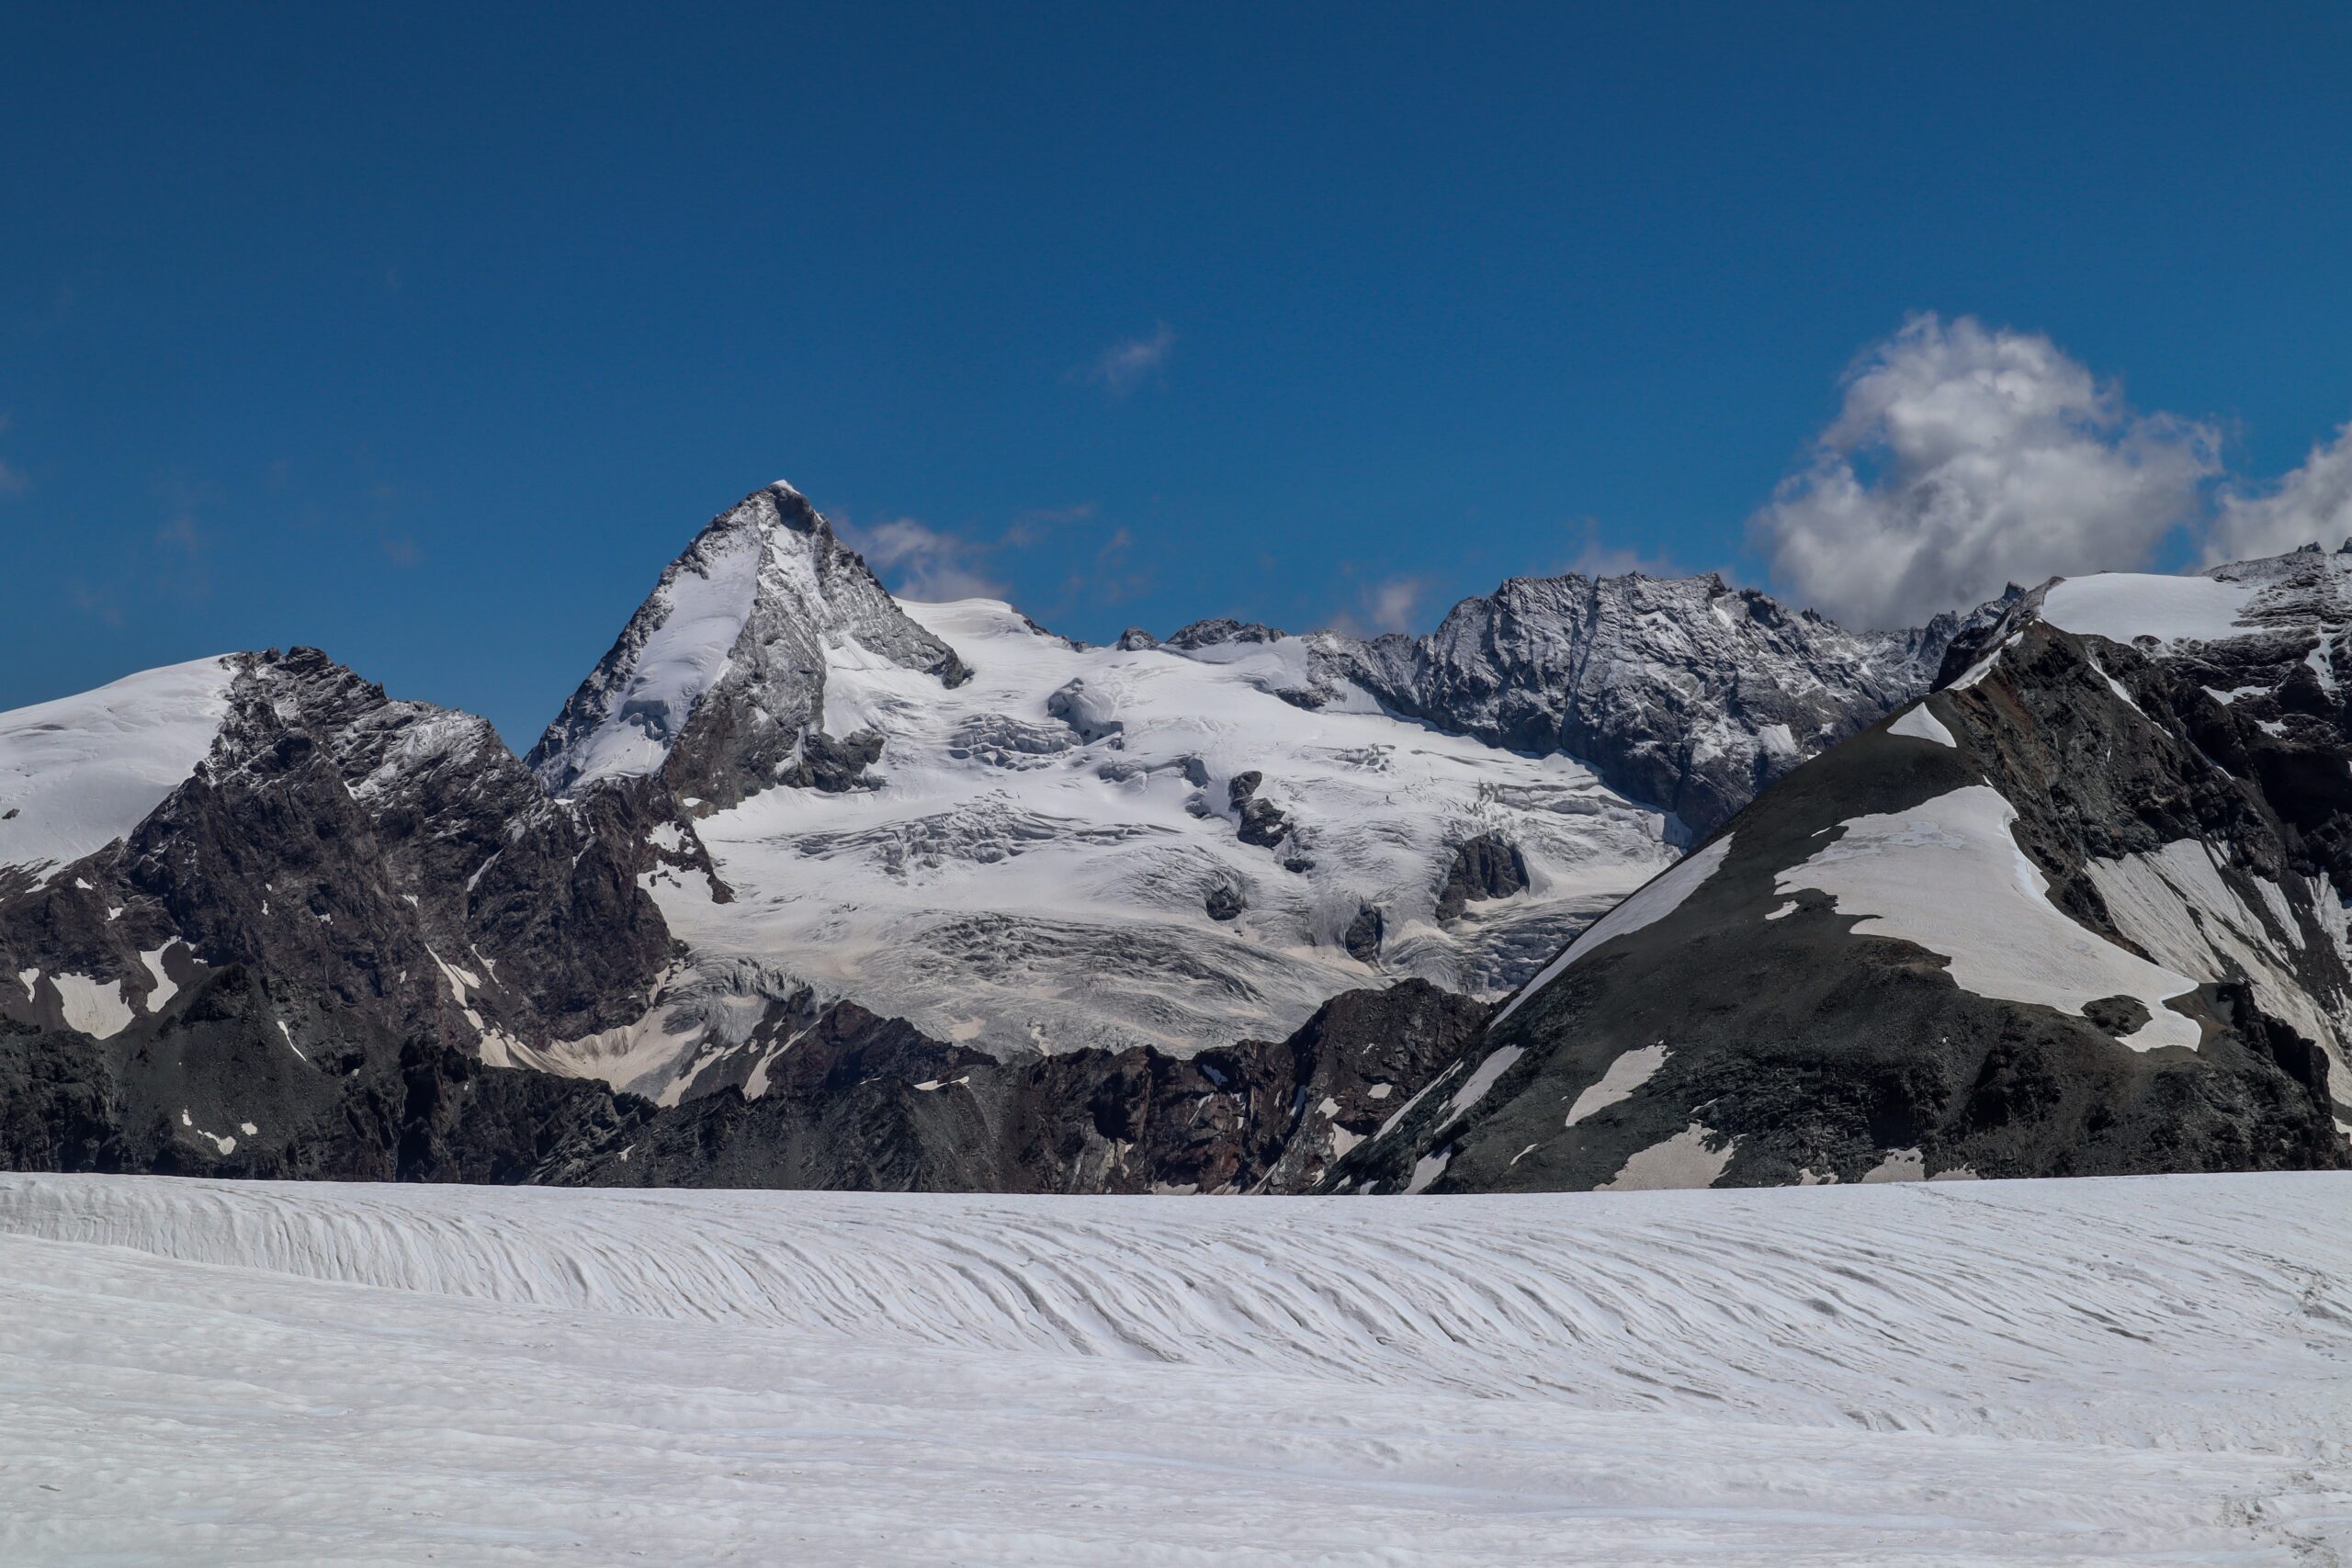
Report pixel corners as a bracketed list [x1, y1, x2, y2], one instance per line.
[0, 964, 1484, 1194]
[0, 965, 649, 1182]
[557, 978, 1488, 1193]
[0, 648, 674, 1066]
[1226, 771, 1292, 851]
[1335, 551, 2352, 1193]
[1293, 573, 1997, 835]
[1164, 618, 1283, 650]
[1435, 834, 1528, 922]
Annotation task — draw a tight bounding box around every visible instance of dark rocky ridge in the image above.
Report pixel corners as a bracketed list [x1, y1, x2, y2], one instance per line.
[0, 647, 677, 1061]
[0, 968, 1484, 1194]
[1336, 573, 2352, 1194]
[553, 977, 1491, 1193]
[0, 965, 644, 1182]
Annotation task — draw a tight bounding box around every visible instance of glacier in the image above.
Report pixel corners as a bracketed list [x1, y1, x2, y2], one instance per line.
[638, 595, 1678, 1063]
[0, 1171, 2345, 1564]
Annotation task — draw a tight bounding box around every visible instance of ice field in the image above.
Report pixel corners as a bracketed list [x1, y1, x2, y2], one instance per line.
[1, 1172, 2346, 1564]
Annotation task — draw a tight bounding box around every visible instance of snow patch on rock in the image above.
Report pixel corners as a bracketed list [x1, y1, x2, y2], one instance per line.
[1564, 1042, 1668, 1128]
[1887, 704, 1957, 748]
[1778, 785, 2202, 1052]
[1600, 1122, 1735, 1190]
[2040, 572, 2257, 646]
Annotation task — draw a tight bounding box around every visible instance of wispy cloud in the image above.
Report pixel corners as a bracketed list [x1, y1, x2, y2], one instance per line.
[1055, 524, 1154, 612]
[839, 516, 1012, 603]
[1558, 517, 1679, 581]
[1087, 323, 1175, 397]
[67, 580, 123, 628]
[153, 511, 213, 602]
[1365, 576, 1423, 633]
[1326, 572, 1430, 638]
[838, 498, 1130, 610]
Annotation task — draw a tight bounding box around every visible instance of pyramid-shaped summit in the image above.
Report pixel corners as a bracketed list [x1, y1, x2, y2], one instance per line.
[528, 481, 969, 805]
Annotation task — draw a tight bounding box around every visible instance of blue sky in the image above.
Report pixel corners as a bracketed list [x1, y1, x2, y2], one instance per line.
[6, 3, 2352, 745]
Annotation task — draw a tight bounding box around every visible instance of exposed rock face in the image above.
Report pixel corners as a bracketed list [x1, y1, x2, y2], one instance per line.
[1226, 771, 1292, 851]
[1436, 834, 1529, 922]
[0, 965, 646, 1182]
[0, 648, 673, 1066]
[1300, 573, 1993, 836]
[1164, 618, 1283, 650]
[555, 978, 1489, 1193]
[0, 965, 1481, 1195]
[527, 481, 970, 807]
[1335, 550, 2352, 1194]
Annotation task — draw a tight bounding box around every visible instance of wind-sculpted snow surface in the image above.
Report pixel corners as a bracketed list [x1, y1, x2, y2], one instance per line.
[1, 1172, 2346, 1564]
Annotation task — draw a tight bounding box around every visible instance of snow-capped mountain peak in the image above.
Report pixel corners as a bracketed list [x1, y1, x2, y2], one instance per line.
[527, 481, 969, 804]
[616, 592, 1679, 1075]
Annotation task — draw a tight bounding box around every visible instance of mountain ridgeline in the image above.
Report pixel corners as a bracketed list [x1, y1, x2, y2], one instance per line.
[1338, 547, 2352, 1192]
[1, 479, 2344, 1190]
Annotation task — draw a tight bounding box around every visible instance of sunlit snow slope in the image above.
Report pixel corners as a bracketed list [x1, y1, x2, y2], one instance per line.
[3, 1172, 2346, 1565]
[0, 655, 234, 885]
[631, 596, 1674, 1062]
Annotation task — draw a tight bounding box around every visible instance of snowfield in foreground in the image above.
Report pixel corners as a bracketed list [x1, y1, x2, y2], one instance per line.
[1, 1175, 2346, 1565]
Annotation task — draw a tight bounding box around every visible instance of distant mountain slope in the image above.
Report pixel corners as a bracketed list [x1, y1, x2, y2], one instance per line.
[1208, 571, 1983, 836]
[1339, 546, 2352, 1193]
[519, 484, 1960, 1088]
[0, 477, 1967, 1185]
[604, 593, 1671, 1076]
[528, 481, 971, 804]
[1, 647, 672, 1066]
[0, 656, 238, 886]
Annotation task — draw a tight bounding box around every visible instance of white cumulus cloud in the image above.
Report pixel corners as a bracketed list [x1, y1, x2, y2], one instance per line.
[1752, 313, 2220, 628]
